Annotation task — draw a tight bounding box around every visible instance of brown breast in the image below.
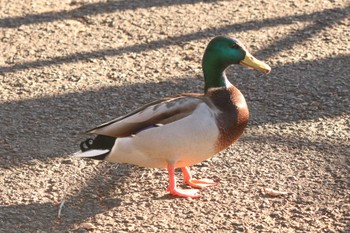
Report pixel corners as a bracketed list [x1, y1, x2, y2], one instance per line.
[206, 86, 249, 152]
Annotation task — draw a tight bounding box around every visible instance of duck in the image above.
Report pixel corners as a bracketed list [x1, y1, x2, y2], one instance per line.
[73, 36, 271, 198]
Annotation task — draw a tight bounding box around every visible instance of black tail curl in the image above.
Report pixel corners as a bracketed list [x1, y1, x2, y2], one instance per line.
[80, 138, 94, 152]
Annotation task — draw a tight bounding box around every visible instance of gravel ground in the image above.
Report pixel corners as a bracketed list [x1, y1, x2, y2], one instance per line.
[0, 0, 349, 232]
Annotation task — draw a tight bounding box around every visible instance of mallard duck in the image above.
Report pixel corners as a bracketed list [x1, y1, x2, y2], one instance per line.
[73, 36, 271, 198]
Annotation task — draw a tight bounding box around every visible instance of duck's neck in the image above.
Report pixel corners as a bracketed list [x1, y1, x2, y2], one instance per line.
[202, 57, 231, 93]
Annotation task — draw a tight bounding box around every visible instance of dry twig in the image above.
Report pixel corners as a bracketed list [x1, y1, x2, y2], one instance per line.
[57, 200, 65, 218]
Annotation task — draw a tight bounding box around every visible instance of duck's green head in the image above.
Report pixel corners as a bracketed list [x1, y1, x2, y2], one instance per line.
[202, 36, 271, 91]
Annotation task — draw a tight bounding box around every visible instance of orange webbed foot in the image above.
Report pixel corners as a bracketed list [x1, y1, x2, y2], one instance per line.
[166, 164, 201, 198]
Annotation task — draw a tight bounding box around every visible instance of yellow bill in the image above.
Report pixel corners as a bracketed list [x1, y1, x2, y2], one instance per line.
[240, 52, 271, 74]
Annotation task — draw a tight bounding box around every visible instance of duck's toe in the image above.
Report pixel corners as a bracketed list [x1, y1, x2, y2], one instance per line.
[185, 178, 218, 189]
[167, 186, 201, 198]
[181, 167, 218, 189]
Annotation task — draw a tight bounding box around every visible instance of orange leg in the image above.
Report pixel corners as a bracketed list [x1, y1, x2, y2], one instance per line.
[166, 164, 200, 198]
[181, 167, 218, 189]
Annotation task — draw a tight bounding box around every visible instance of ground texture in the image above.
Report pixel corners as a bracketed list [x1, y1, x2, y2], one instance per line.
[0, 0, 349, 232]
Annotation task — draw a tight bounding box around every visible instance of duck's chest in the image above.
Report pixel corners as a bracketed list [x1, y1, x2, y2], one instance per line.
[207, 86, 249, 152]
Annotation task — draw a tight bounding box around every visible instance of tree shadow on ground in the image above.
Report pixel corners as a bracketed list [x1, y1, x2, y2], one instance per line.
[242, 134, 350, 177]
[0, 54, 348, 168]
[0, 0, 223, 28]
[0, 5, 349, 232]
[1, 28, 348, 232]
[0, 162, 132, 232]
[0, 7, 347, 74]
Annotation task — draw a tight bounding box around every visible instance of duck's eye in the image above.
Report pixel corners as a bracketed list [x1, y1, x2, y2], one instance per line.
[231, 44, 240, 49]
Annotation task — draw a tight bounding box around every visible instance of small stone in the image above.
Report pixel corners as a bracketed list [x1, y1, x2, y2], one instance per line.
[235, 225, 245, 232]
[270, 211, 281, 218]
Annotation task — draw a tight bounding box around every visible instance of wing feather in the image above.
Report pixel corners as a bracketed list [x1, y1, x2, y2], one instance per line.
[86, 93, 206, 137]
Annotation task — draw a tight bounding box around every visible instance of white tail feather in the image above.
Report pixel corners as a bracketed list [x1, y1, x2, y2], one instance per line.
[73, 149, 109, 158]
